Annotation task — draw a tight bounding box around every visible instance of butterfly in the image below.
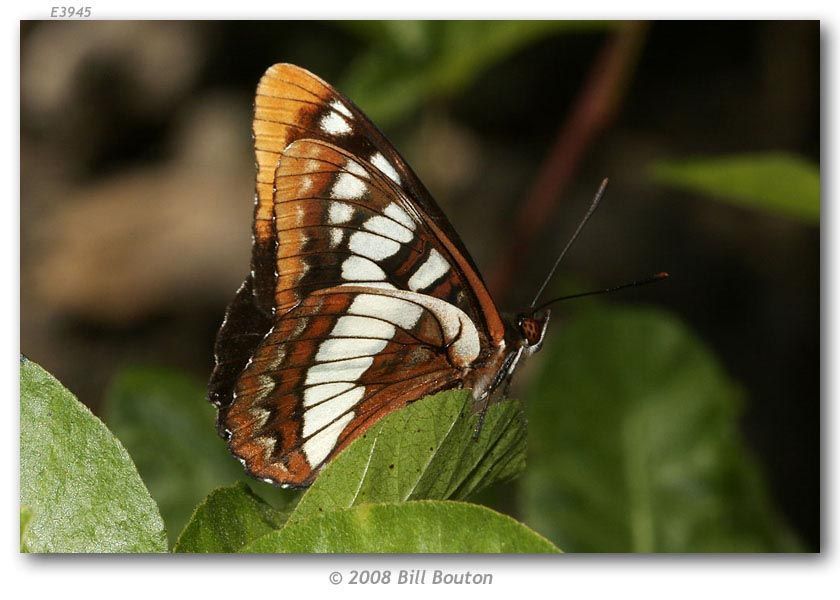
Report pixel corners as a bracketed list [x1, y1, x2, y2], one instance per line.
[208, 63, 552, 488]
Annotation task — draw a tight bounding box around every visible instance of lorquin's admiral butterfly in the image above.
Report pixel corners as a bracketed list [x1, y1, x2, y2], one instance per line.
[208, 63, 640, 488]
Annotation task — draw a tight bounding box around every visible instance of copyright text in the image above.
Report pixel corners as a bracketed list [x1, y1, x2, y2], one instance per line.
[331, 569, 493, 585]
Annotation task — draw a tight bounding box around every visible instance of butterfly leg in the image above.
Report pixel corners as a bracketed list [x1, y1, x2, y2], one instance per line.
[471, 392, 491, 440]
[470, 348, 521, 439]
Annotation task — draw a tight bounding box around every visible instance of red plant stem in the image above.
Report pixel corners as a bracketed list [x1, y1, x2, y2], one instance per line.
[488, 21, 648, 302]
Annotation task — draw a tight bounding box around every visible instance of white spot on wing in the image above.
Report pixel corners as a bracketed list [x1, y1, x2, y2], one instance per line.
[408, 248, 450, 291]
[349, 230, 401, 261]
[383, 203, 415, 230]
[331, 173, 367, 200]
[331, 315, 396, 339]
[254, 375, 275, 402]
[300, 175, 313, 193]
[340, 288, 480, 367]
[320, 111, 351, 135]
[255, 435, 276, 459]
[371, 152, 401, 184]
[303, 411, 355, 467]
[363, 214, 413, 243]
[290, 317, 308, 339]
[296, 259, 310, 281]
[345, 159, 368, 178]
[329, 202, 354, 224]
[339, 281, 396, 290]
[374, 289, 480, 367]
[304, 382, 355, 408]
[266, 345, 286, 370]
[341, 255, 387, 281]
[249, 407, 271, 429]
[348, 293, 423, 331]
[330, 228, 344, 248]
[330, 99, 353, 118]
[302, 387, 365, 438]
[316, 337, 389, 363]
[304, 356, 374, 386]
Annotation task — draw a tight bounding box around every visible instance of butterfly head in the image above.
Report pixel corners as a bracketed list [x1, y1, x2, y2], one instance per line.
[516, 310, 551, 355]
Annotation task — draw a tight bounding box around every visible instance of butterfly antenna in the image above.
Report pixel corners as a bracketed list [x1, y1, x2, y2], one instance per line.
[534, 272, 670, 312]
[529, 178, 609, 309]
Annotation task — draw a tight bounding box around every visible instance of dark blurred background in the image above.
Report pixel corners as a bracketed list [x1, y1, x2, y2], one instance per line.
[20, 21, 819, 550]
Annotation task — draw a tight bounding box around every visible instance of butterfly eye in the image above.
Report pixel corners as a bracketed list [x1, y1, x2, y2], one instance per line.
[518, 313, 550, 349]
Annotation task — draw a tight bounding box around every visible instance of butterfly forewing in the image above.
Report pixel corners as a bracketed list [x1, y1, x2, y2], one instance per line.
[252, 64, 500, 329]
[252, 64, 410, 313]
[271, 138, 482, 323]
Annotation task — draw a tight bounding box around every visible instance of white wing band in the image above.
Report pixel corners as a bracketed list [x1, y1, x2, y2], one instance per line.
[347, 287, 480, 368]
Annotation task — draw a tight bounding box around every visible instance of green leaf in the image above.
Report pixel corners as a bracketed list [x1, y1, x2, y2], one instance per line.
[173, 482, 288, 553]
[521, 306, 801, 552]
[650, 153, 820, 223]
[20, 506, 33, 552]
[20, 358, 167, 553]
[288, 390, 526, 525]
[244, 500, 560, 553]
[103, 367, 298, 546]
[341, 20, 616, 125]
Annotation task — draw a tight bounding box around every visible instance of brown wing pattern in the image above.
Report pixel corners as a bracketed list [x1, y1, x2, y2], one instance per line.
[211, 63, 508, 487]
[251, 63, 501, 336]
[220, 285, 481, 487]
[270, 138, 481, 325]
[252, 63, 413, 313]
[208, 276, 271, 409]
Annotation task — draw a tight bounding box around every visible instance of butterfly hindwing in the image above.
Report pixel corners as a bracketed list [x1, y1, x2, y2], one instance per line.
[208, 276, 272, 414]
[220, 285, 481, 487]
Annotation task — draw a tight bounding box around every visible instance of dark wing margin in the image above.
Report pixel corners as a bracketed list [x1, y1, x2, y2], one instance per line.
[208, 276, 272, 422]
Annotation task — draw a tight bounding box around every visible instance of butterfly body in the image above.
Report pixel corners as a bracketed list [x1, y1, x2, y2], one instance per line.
[210, 64, 549, 488]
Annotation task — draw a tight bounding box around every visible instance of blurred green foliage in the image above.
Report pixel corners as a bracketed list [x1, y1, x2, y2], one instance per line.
[20, 359, 167, 553]
[651, 153, 819, 223]
[103, 367, 298, 546]
[339, 20, 616, 124]
[521, 306, 801, 552]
